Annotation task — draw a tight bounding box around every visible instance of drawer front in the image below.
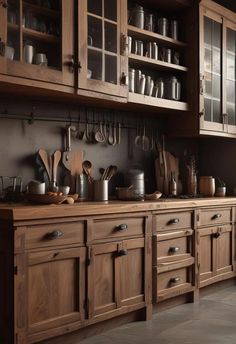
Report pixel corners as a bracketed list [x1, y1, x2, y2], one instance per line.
[198, 208, 231, 227]
[155, 233, 192, 263]
[158, 267, 188, 292]
[91, 217, 145, 241]
[155, 211, 192, 232]
[25, 222, 85, 249]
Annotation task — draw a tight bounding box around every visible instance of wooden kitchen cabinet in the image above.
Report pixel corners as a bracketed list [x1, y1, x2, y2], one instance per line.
[14, 220, 86, 344]
[199, 2, 236, 136]
[197, 207, 235, 288]
[77, 0, 128, 99]
[169, 0, 236, 138]
[86, 214, 152, 322]
[0, 0, 75, 88]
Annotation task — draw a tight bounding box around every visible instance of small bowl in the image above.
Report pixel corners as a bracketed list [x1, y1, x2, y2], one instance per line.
[58, 186, 70, 195]
[27, 180, 45, 195]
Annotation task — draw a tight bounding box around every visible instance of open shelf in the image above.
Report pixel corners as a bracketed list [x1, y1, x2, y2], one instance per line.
[128, 25, 186, 49]
[129, 53, 188, 72]
[23, 27, 59, 44]
[128, 92, 188, 111]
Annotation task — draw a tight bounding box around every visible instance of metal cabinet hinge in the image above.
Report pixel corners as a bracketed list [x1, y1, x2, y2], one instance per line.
[14, 266, 18, 275]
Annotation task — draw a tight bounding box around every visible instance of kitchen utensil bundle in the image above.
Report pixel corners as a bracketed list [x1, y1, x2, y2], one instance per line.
[100, 165, 117, 181]
[38, 149, 62, 188]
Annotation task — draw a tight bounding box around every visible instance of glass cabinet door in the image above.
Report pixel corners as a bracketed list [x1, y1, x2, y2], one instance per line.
[225, 22, 236, 134]
[78, 0, 128, 98]
[200, 9, 224, 133]
[0, 0, 74, 86]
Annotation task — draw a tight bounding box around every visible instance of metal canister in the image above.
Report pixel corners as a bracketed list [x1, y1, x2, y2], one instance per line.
[153, 78, 164, 98]
[135, 69, 142, 93]
[144, 13, 155, 32]
[171, 19, 178, 40]
[157, 17, 168, 36]
[152, 42, 158, 60]
[146, 42, 152, 58]
[129, 68, 135, 92]
[164, 76, 181, 100]
[125, 168, 145, 201]
[129, 5, 144, 29]
[145, 76, 154, 96]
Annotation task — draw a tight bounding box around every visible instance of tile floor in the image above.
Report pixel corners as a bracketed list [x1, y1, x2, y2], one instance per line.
[80, 286, 236, 344]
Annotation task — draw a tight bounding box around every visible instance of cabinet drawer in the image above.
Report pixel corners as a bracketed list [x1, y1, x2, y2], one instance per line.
[197, 208, 232, 227]
[153, 229, 193, 264]
[25, 222, 85, 249]
[153, 265, 194, 302]
[155, 211, 192, 232]
[91, 217, 145, 241]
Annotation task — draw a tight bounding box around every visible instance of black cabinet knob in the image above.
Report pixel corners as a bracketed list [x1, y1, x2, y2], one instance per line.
[116, 224, 128, 231]
[170, 277, 180, 284]
[168, 218, 180, 225]
[212, 213, 222, 220]
[118, 249, 128, 256]
[47, 230, 64, 240]
[212, 232, 220, 239]
[169, 247, 180, 254]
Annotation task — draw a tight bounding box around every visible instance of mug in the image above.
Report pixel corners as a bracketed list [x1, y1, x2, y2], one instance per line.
[24, 44, 34, 64]
[34, 53, 47, 66]
[5, 46, 15, 60]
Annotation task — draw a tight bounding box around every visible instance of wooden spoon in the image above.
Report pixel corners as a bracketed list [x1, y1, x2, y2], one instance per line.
[82, 160, 93, 183]
[38, 149, 51, 183]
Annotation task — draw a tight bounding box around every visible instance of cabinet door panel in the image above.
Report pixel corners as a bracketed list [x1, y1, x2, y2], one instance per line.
[198, 227, 215, 283]
[216, 226, 234, 274]
[27, 247, 85, 337]
[120, 238, 145, 306]
[0, 0, 74, 87]
[78, 0, 128, 98]
[88, 242, 120, 318]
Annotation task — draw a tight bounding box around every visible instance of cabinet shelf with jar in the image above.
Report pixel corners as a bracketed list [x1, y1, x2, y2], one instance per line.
[127, 0, 191, 111]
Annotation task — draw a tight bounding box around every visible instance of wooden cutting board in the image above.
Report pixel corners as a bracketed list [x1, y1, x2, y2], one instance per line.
[62, 150, 84, 193]
[155, 151, 179, 195]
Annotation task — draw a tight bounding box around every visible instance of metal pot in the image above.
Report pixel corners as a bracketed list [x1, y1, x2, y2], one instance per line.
[125, 168, 145, 200]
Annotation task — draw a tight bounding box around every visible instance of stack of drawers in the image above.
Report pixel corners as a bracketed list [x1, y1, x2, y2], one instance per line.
[152, 210, 195, 302]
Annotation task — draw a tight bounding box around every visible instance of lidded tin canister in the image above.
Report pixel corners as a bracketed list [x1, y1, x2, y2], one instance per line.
[125, 168, 145, 200]
[129, 5, 144, 29]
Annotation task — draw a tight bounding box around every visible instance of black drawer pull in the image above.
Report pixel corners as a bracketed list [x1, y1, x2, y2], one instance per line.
[48, 230, 64, 240]
[212, 214, 222, 220]
[168, 218, 180, 225]
[116, 224, 128, 231]
[169, 247, 180, 254]
[212, 232, 221, 239]
[170, 277, 180, 284]
[118, 249, 128, 256]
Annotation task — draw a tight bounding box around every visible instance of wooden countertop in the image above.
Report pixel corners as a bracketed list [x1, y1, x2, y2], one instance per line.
[1, 197, 236, 222]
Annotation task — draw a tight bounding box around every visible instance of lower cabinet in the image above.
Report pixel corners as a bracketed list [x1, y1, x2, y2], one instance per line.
[87, 237, 148, 321]
[198, 225, 235, 287]
[15, 247, 86, 344]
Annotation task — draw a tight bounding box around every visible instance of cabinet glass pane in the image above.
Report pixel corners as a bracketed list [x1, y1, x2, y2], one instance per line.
[105, 54, 117, 84]
[104, 0, 117, 21]
[226, 28, 236, 126]
[7, 0, 62, 69]
[7, 0, 20, 61]
[88, 0, 102, 16]
[88, 50, 102, 80]
[203, 16, 222, 123]
[88, 16, 102, 49]
[105, 22, 117, 53]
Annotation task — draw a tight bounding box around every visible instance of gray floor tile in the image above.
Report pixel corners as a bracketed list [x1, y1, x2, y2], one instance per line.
[80, 286, 236, 344]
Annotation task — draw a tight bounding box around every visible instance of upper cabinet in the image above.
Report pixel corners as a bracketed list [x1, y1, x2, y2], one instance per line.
[77, 0, 128, 98]
[0, 0, 75, 87]
[199, 1, 236, 137]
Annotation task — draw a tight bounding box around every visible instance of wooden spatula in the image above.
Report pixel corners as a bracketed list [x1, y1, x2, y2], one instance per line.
[52, 150, 61, 187]
[38, 149, 51, 183]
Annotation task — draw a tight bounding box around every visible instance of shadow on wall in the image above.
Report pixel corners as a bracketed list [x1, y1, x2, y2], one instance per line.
[199, 137, 236, 195]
